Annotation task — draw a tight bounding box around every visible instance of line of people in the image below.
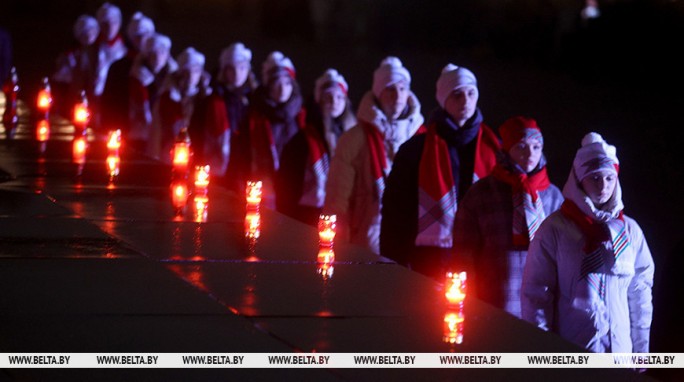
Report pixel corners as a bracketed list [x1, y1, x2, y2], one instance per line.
[48, 3, 653, 357]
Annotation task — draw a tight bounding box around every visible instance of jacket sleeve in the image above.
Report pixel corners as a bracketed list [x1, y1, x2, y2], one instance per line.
[521, 219, 559, 331]
[627, 219, 655, 353]
[323, 129, 359, 242]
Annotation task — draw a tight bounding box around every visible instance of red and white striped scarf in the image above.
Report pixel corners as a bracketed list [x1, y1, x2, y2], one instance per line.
[361, 122, 389, 200]
[491, 164, 551, 247]
[561, 200, 629, 300]
[415, 124, 498, 247]
[299, 128, 330, 208]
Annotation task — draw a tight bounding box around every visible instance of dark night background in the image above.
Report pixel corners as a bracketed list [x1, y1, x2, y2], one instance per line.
[2, 0, 683, 371]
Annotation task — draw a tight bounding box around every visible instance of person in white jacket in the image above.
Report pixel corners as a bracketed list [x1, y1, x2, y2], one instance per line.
[522, 132, 654, 353]
[324, 56, 424, 254]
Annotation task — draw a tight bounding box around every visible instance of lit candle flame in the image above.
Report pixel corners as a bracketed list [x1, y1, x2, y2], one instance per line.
[36, 119, 50, 142]
[37, 89, 52, 112]
[246, 181, 263, 207]
[318, 214, 337, 247]
[72, 137, 87, 165]
[194, 165, 210, 191]
[171, 181, 189, 211]
[106, 155, 120, 177]
[73, 103, 90, 126]
[445, 271, 467, 305]
[107, 129, 122, 151]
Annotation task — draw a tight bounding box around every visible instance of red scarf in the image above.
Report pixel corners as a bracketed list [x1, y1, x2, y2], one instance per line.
[492, 164, 551, 246]
[415, 123, 499, 247]
[561, 200, 622, 254]
[299, 126, 329, 207]
[361, 122, 388, 199]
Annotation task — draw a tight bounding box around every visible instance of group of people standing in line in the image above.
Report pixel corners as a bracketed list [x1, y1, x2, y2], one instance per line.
[50, 3, 654, 358]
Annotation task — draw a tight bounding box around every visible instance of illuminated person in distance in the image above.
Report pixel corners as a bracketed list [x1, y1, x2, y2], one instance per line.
[380, 63, 499, 276]
[324, 56, 424, 254]
[452, 116, 563, 318]
[522, 132, 654, 353]
[276, 68, 356, 225]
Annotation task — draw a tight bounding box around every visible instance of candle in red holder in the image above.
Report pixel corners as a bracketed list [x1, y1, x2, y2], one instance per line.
[245, 180, 263, 209]
[36, 119, 50, 142]
[72, 136, 87, 165]
[107, 129, 122, 152]
[194, 165, 210, 194]
[72, 91, 90, 135]
[36, 77, 52, 118]
[442, 308, 465, 345]
[318, 214, 337, 247]
[316, 246, 335, 280]
[106, 154, 120, 178]
[171, 180, 189, 213]
[171, 128, 192, 177]
[445, 271, 467, 306]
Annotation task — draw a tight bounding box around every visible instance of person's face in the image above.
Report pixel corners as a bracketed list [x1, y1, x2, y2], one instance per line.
[320, 87, 346, 119]
[100, 18, 121, 41]
[147, 47, 170, 73]
[268, 75, 293, 104]
[508, 137, 543, 173]
[78, 27, 99, 46]
[223, 61, 250, 88]
[444, 85, 479, 127]
[132, 32, 151, 51]
[378, 80, 409, 121]
[581, 169, 617, 206]
[179, 65, 202, 94]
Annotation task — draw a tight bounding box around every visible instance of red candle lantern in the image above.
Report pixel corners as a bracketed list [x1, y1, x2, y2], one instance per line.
[245, 181, 263, 210]
[445, 271, 467, 307]
[171, 128, 192, 178]
[194, 165, 210, 195]
[106, 129, 122, 179]
[171, 180, 189, 214]
[72, 91, 90, 135]
[36, 119, 50, 142]
[318, 214, 337, 247]
[36, 77, 52, 119]
[72, 135, 87, 165]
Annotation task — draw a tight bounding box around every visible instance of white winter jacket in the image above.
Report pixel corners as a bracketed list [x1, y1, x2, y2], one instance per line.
[324, 91, 424, 254]
[522, 172, 654, 353]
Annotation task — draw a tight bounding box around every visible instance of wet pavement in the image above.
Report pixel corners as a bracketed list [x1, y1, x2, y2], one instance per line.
[0, 100, 659, 381]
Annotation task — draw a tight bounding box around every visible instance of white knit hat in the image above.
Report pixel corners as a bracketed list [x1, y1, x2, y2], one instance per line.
[435, 63, 477, 109]
[261, 51, 295, 84]
[372, 56, 411, 98]
[73, 15, 100, 40]
[177, 47, 205, 70]
[573, 132, 619, 182]
[96, 2, 122, 23]
[219, 42, 252, 68]
[144, 33, 171, 54]
[314, 68, 348, 103]
[126, 12, 155, 41]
